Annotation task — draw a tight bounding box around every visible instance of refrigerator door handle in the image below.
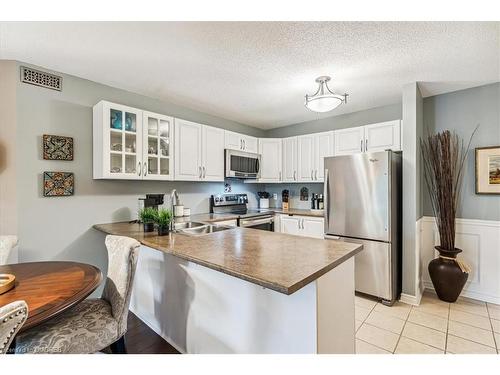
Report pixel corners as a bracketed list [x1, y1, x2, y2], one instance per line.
[324, 168, 329, 231]
[360, 139, 363, 152]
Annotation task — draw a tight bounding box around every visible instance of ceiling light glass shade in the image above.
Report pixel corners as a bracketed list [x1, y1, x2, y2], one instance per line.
[305, 76, 348, 113]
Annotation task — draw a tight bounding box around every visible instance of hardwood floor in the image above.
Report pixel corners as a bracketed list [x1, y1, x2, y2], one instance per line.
[124, 312, 180, 354]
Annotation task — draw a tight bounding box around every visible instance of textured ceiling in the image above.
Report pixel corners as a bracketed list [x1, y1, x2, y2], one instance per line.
[1, 22, 499, 129]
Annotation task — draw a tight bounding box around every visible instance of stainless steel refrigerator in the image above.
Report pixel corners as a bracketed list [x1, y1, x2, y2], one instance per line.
[323, 150, 402, 305]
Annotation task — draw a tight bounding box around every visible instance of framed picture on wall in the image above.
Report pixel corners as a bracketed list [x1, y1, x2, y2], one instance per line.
[475, 146, 500, 194]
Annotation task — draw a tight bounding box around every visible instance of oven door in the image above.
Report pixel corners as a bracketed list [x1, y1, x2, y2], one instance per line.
[225, 150, 261, 179]
[239, 216, 274, 231]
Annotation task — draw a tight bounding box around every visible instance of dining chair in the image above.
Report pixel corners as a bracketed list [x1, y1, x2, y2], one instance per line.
[0, 301, 28, 354]
[0, 235, 18, 265]
[14, 235, 140, 354]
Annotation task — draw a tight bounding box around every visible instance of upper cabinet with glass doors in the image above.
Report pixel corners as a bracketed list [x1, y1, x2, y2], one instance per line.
[93, 101, 174, 180]
[142, 111, 174, 180]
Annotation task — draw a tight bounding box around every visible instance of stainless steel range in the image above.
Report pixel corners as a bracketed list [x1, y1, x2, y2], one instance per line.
[210, 193, 274, 231]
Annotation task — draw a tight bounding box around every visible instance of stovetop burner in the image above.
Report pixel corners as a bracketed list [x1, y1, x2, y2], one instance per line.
[210, 194, 273, 218]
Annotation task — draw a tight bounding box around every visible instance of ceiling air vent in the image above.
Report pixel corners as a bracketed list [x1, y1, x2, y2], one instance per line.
[20, 66, 62, 91]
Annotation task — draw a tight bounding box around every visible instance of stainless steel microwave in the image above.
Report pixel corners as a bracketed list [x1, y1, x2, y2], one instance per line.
[225, 149, 261, 179]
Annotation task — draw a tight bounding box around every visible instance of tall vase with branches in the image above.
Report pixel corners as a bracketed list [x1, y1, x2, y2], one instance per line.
[420, 128, 476, 302]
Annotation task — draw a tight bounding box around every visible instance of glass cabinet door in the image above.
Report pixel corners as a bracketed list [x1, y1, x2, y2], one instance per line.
[107, 104, 141, 178]
[142, 112, 173, 180]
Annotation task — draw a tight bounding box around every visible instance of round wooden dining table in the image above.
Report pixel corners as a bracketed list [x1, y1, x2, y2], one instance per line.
[0, 261, 102, 332]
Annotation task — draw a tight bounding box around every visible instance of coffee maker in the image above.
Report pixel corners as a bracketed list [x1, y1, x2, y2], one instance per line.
[139, 194, 164, 211]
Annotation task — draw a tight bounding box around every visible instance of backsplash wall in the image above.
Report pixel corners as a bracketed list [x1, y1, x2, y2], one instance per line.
[262, 183, 323, 210]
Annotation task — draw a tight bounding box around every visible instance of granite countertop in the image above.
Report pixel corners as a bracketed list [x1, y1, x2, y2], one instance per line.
[93, 221, 362, 295]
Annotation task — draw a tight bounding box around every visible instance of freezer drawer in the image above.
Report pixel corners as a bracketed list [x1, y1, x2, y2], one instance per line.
[339, 237, 392, 301]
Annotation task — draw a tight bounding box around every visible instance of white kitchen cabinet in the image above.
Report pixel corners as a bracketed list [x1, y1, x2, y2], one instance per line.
[142, 111, 174, 180]
[279, 215, 324, 239]
[297, 135, 315, 182]
[334, 127, 365, 156]
[224, 130, 258, 153]
[202, 125, 225, 181]
[258, 138, 282, 182]
[297, 132, 334, 182]
[302, 217, 325, 239]
[175, 119, 224, 182]
[93, 101, 174, 180]
[364, 120, 401, 152]
[314, 131, 334, 181]
[280, 215, 301, 235]
[282, 137, 298, 182]
[174, 119, 203, 181]
[334, 120, 401, 156]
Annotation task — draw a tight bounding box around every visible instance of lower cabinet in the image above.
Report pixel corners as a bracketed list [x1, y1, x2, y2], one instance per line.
[279, 215, 324, 239]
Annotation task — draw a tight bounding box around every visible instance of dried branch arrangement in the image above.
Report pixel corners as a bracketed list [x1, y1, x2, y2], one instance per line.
[420, 128, 476, 250]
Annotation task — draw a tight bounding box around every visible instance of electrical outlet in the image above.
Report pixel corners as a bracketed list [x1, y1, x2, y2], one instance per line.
[273, 193, 278, 200]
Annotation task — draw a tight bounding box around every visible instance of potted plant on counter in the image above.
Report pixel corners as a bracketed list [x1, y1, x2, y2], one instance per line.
[139, 207, 157, 232]
[420, 128, 475, 302]
[155, 208, 173, 236]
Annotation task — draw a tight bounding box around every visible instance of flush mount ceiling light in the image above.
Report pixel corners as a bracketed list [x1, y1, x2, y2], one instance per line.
[304, 76, 348, 113]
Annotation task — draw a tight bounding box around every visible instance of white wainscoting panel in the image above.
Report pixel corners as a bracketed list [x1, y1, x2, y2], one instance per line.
[420, 216, 500, 304]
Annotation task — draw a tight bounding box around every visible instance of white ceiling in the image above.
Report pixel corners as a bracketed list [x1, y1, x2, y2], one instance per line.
[1, 22, 499, 129]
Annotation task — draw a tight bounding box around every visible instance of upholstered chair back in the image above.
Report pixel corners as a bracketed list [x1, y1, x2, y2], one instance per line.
[0, 300, 28, 354]
[0, 235, 18, 265]
[101, 235, 140, 337]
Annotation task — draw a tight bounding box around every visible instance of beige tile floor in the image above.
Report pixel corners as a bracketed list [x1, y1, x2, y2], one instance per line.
[355, 291, 500, 354]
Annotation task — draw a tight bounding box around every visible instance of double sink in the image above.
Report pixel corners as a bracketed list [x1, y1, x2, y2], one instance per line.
[174, 221, 233, 236]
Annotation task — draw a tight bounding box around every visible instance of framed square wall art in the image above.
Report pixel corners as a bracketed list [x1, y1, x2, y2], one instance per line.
[43, 172, 74, 197]
[475, 146, 500, 194]
[43, 134, 74, 161]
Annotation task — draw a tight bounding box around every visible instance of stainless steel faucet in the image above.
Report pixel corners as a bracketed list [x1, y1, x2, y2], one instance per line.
[170, 189, 179, 230]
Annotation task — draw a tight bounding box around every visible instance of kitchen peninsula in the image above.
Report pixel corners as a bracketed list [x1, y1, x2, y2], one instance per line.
[93, 221, 362, 354]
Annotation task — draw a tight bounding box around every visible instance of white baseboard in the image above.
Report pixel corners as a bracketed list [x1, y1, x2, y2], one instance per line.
[400, 276, 424, 306]
[400, 290, 423, 306]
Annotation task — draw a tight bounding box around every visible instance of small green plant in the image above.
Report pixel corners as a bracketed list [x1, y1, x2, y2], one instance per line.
[139, 207, 157, 224]
[155, 208, 173, 228]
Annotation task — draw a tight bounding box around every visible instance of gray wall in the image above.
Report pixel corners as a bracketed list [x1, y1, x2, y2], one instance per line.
[265, 103, 401, 138]
[12, 62, 265, 295]
[0, 60, 18, 235]
[422, 82, 500, 221]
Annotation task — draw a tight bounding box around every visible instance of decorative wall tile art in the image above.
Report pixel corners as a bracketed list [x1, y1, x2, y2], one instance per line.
[43, 134, 74, 161]
[43, 172, 74, 197]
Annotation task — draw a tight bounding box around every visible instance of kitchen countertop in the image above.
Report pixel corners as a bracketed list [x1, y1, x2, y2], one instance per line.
[93, 222, 361, 295]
